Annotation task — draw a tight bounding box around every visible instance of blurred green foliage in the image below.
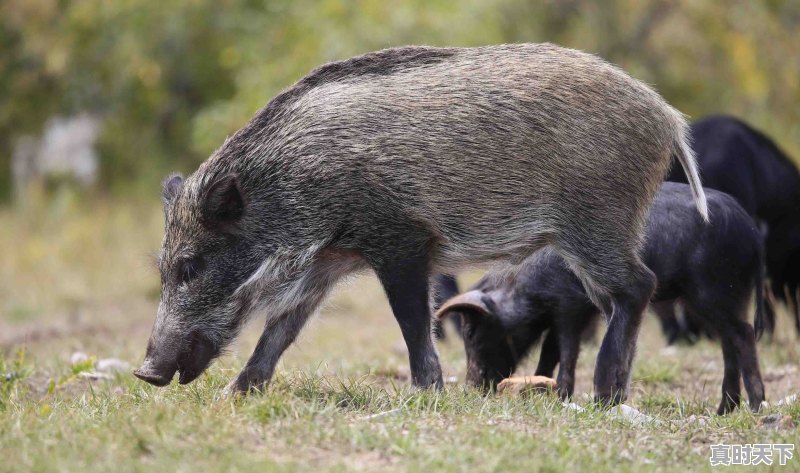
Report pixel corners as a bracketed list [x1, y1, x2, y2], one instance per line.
[1, 0, 799, 202]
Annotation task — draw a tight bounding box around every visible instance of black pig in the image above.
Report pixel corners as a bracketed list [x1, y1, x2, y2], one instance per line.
[438, 183, 766, 414]
[668, 115, 800, 338]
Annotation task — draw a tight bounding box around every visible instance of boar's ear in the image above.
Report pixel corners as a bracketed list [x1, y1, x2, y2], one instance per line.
[200, 173, 245, 230]
[161, 173, 184, 206]
[435, 290, 493, 320]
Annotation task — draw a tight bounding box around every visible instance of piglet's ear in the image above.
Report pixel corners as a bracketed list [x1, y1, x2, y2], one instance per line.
[435, 290, 493, 320]
[201, 173, 245, 230]
[161, 173, 184, 206]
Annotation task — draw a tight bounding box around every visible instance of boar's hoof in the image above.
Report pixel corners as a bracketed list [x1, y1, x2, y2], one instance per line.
[497, 376, 557, 397]
[222, 368, 270, 397]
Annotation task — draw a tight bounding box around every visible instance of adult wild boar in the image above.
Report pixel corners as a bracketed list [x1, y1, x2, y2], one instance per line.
[133, 44, 707, 404]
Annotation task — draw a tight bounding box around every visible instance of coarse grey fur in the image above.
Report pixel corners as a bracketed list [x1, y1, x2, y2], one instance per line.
[134, 44, 707, 403]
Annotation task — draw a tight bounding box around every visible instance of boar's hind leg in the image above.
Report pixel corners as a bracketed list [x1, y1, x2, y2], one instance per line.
[592, 262, 654, 405]
[557, 240, 655, 406]
[373, 253, 444, 389]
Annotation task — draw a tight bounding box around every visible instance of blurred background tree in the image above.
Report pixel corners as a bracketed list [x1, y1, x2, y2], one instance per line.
[1, 0, 798, 203]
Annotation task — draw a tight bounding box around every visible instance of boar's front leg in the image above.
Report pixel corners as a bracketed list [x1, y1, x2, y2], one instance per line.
[224, 267, 338, 395]
[374, 253, 444, 389]
[225, 307, 315, 394]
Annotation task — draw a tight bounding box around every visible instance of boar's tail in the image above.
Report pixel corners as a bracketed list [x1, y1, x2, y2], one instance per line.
[671, 121, 709, 222]
[753, 240, 774, 340]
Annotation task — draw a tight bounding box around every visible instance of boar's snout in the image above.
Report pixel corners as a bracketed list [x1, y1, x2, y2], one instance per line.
[134, 329, 218, 387]
[134, 331, 182, 387]
[134, 357, 177, 387]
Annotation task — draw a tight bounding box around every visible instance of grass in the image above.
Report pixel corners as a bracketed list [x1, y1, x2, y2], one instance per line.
[2, 198, 800, 472]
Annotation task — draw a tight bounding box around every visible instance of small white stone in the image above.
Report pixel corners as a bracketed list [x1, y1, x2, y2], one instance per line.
[362, 408, 402, 420]
[660, 346, 679, 357]
[611, 404, 658, 425]
[70, 352, 89, 365]
[96, 358, 131, 373]
[776, 394, 798, 406]
[684, 414, 708, 427]
[563, 402, 585, 412]
[79, 371, 112, 380]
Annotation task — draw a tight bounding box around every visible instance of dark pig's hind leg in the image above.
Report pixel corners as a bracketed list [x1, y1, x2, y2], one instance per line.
[651, 301, 684, 345]
[717, 336, 743, 415]
[534, 329, 560, 378]
[555, 328, 582, 400]
[431, 274, 461, 340]
[730, 318, 765, 413]
[687, 299, 764, 414]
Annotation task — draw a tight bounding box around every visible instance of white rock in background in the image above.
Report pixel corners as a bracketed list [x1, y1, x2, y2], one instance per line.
[79, 371, 112, 380]
[776, 394, 798, 406]
[659, 346, 679, 357]
[70, 352, 89, 365]
[563, 402, 585, 413]
[70, 352, 131, 375]
[362, 408, 402, 420]
[36, 114, 101, 186]
[11, 113, 102, 203]
[683, 414, 708, 427]
[96, 358, 131, 373]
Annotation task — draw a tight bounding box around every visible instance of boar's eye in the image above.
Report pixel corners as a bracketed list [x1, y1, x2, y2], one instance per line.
[176, 257, 205, 285]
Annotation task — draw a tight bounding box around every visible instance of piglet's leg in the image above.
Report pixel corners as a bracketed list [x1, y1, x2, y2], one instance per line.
[534, 329, 560, 378]
[730, 320, 765, 413]
[556, 329, 581, 400]
[717, 336, 743, 414]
